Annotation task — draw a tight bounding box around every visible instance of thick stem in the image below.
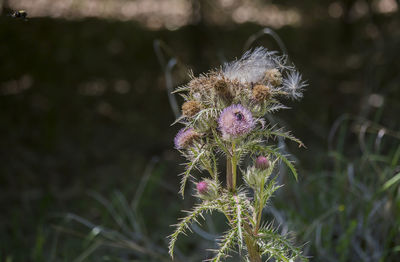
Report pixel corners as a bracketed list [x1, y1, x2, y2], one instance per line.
[231, 142, 237, 191]
[255, 178, 265, 233]
[232, 164, 237, 190]
[227, 142, 261, 260]
[226, 156, 233, 191]
[244, 233, 262, 262]
[255, 200, 263, 233]
[245, 175, 264, 261]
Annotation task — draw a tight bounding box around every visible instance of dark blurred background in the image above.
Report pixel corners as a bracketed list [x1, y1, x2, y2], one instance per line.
[1, 0, 399, 261]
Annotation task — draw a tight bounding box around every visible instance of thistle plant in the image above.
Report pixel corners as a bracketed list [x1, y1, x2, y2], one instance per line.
[169, 47, 308, 262]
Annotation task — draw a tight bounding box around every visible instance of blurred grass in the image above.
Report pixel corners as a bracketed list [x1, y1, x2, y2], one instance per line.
[0, 3, 400, 261]
[278, 114, 400, 261]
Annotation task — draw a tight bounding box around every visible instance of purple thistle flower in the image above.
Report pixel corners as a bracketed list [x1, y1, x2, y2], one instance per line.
[255, 156, 270, 170]
[174, 128, 199, 149]
[218, 104, 254, 139]
[196, 181, 208, 194]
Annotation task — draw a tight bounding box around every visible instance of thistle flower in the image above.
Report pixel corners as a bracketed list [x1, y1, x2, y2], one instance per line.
[218, 104, 254, 139]
[174, 128, 200, 149]
[252, 84, 271, 102]
[170, 46, 307, 262]
[196, 181, 208, 194]
[264, 68, 282, 86]
[182, 101, 201, 117]
[255, 156, 270, 170]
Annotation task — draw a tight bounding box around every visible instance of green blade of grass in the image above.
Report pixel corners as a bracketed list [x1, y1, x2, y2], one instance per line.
[382, 172, 400, 191]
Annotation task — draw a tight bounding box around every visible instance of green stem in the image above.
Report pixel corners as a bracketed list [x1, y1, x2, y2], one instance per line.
[255, 200, 263, 234]
[226, 142, 262, 261]
[226, 156, 233, 191]
[244, 227, 262, 262]
[255, 178, 265, 233]
[231, 142, 237, 192]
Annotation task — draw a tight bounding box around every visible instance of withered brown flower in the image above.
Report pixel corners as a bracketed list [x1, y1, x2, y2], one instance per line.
[252, 84, 271, 102]
[182, 101, 201, 117]
[265, 68, 282, 86]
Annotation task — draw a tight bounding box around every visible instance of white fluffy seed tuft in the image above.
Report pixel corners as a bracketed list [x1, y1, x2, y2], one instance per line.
[282, 71, 307, 100]
[222, 47, 278, 84]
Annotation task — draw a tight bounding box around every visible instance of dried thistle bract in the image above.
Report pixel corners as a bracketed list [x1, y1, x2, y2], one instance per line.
[182, 101, 201, 117]
[264, 68, 282, 86]
[252, 84, 271, 102]
[213, 79, 232, 99]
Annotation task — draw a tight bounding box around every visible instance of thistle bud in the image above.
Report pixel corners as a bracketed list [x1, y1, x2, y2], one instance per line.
[255, 156, 270, 170]
[182, 101, 201, 117]
[195, 179, 219, 200]
[265, 68, 282, 86]
[196, 181, 208, 195]
[252, 84, 271, 102]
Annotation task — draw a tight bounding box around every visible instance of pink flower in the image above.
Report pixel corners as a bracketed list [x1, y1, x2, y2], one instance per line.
[218, 104, 254, 139]
[255, 156, 270, 170]
[196, 181, 208, 195]
[174, 128, 199, 149]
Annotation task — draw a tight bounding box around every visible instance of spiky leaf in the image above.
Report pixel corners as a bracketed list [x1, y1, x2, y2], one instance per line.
[208, 227, 237, 262]
[168, 200, 220, 258]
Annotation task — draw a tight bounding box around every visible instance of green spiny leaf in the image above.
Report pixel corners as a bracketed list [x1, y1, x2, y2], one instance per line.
[263, 126, 304, 147]
[262, 176, 283, 204]
[168, 200, 219, 258]
[257, 223, 307, 262]
[179, 149, 206, 197]
[207, 227, 237, 262]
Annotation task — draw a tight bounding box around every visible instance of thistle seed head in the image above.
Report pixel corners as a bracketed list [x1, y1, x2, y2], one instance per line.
[264, 68, 282, 86]
[182, 101, 201, 117]
[252, 84, 271, 102]
[218, 104, 254, 140]
[282, 71, 307, 100]
[223, 47, 277, 84]
[174, 128, 200, 149]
